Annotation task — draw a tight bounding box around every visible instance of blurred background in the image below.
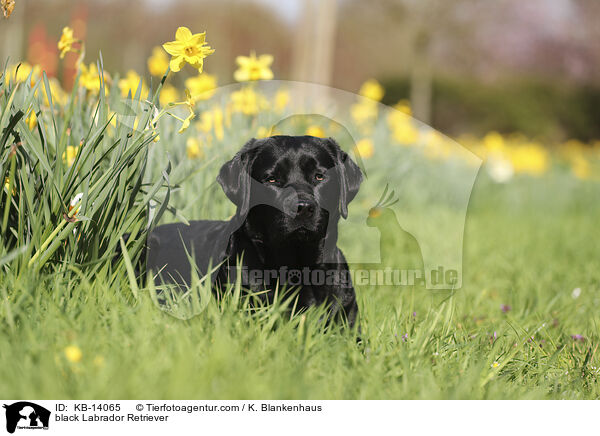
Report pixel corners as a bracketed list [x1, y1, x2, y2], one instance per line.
[1, 0, 599, 143]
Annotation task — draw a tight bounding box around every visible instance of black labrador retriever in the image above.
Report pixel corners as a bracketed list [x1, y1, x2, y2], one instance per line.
[146, 135, 363, 327]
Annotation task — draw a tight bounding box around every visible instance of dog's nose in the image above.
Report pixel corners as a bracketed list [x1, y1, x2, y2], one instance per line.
[297, 199, 316, 216]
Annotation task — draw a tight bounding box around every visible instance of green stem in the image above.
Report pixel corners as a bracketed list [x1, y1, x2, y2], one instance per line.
[27, 197, 81, 268]
[2, 150, 17, 235]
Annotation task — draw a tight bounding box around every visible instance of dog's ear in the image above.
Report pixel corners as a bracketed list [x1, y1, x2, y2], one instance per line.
[326, 137, 363, 219]
[217, 139, 258, 217]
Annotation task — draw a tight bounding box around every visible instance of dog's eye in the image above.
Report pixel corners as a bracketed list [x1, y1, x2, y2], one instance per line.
[315, 173, 325, 181]
[265, 176, 278, 184]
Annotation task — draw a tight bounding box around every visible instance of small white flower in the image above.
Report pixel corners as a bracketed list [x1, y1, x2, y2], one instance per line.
[571, 287, 581, 299]
[69, 192, 83, 214]
[487, 158, 514, 183]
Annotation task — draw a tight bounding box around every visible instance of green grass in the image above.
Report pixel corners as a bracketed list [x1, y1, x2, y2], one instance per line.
[1, 175, 598, 399]
[0, 62, 598, 399]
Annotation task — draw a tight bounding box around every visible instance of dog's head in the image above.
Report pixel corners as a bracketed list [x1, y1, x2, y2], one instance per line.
[217, 135, 362, 240]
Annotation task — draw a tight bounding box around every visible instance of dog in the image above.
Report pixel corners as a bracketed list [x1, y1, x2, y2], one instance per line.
[146, 135, 363, 327]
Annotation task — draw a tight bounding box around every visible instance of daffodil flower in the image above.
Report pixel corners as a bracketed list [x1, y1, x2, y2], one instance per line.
[359, 79, 384, 102]
[234, 51, 274, 82]
[162, 27, 214, 73]
[353, 138, 375, 159]
[118, 70, 148, 98]
[230, 86, 267, 115]
[58, 26, 78, 59]
[165, 90, 196, 134]
[158, 84, 179, 108]
[185, 72, 217, 101]
[186, 137, 203, 159]
[147, 46, 169, 77]
[178, 112, 195, 134]
[64, 345, 82, 363]
[274, 89, 290, 111]
[79, 63, 103, 94]
[1, 0, 15, 18]
[63, 145, 79, 166]
[306, 125, 326, 138]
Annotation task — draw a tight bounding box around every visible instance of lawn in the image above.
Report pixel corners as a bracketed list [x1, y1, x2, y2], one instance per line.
[1, 38, 599, 399]
[1, 169, 599, 399]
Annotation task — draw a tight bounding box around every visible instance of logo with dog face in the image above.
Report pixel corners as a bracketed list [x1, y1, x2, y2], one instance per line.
[2, 402, 50, 434]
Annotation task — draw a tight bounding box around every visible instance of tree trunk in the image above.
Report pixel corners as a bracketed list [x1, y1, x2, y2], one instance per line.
[409, 29, 432, 125]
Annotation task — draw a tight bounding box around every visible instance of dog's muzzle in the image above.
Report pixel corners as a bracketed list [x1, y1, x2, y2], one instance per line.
[282, 190, 317, 219]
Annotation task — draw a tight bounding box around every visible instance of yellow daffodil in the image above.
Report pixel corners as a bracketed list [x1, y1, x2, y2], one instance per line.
[118, 70, 148, 98]
[58, 26, 77, 59]
[3, 177, 14, 195]
[394, 99, 412, 116]
[258, 126, 280, 138]
[306, 126, 326, 137]
[359, 79, 384, 102]
[63, 145, 79, 166]
[483, 132, 505, 155]
[274, 89, 290, 111]
[1, 0, 15, 18]
[387, 107, 410, 127]
[391, 121, 419, 145]
[147, 46, 169, 76]
[26, 111, 37, 130]
[351, 100, 378, 125]
[507, 143, 549, 175]
[43, 78, 67, 106]
[179, 113, 195, 134]
[10, 62, 41, 86]
[64, 345, 82, 363]
[256, 126, 272, 139]
[234, 51, 274, 82]
[230, 86, 266, 115]
[162, 26, 214, 73]
[561, 140, 592, 180]
[169, 89, 196, 133]
[388, 109, 419, 145]
[185, 72, 217, 101]
[186, 137, 203, 159]
[79, 63, 101, 94]
[354, 138, 375, 159]
[570, 153, 591, 179]
[159, 83, 179, 107]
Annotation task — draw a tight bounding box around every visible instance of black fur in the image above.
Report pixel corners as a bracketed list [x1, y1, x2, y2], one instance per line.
[146, 135, 363, 327]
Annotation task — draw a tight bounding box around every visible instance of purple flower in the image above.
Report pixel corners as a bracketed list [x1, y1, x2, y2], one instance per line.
[571, 334, 586, 342]
[500, 304, 511, 313]
[401, 333, 409, 342]
[412, 311, 417, 318]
